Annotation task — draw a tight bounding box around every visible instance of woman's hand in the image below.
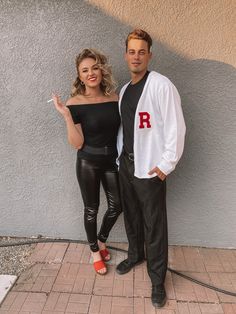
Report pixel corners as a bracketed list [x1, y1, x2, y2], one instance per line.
[52, 94, 70, 118]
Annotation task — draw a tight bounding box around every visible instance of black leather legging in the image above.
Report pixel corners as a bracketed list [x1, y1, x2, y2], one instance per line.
[76, 157, 122, 252]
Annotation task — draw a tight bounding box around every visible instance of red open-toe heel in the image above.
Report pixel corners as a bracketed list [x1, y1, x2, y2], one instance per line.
[100, 248, 111, 261]
[93, 259, 107, 275]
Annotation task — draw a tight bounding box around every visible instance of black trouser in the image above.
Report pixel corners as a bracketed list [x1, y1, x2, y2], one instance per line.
[119, 152, 168, 285]
[76, 157, 122, 252]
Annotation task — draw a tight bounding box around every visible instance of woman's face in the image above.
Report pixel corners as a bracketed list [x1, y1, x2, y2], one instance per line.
[78, 57, 102, 89]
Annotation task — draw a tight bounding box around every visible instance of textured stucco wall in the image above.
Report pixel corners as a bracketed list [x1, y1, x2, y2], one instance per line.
[0, 0, 236, 248]
[89, 0, 236, 67]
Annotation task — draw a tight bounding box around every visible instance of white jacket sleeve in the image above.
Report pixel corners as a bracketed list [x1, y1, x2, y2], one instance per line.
[157, 81, 186, 175]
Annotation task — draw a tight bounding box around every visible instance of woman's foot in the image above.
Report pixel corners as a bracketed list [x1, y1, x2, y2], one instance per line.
[92, 251, 107, 275]
[98, 240, 111, 261]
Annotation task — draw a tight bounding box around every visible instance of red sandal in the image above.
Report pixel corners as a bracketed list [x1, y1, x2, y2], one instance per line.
[93, 259, 107, 275]
[100, 248, 111, 261]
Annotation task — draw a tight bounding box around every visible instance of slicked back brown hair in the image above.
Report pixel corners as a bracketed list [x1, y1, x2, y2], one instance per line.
[125, 29, 153, 52]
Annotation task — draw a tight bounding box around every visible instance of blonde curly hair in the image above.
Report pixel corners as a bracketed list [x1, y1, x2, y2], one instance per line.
[71, 48, 116, 97]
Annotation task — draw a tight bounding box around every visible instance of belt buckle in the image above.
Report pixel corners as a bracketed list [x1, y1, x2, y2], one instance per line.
[128, 153, 134, 161]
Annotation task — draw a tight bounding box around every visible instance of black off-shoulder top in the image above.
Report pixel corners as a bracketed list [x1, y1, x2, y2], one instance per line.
[67, 101, 120, 160]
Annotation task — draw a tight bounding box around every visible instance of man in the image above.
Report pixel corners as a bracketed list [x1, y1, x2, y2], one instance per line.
[116, 29, 186, 308]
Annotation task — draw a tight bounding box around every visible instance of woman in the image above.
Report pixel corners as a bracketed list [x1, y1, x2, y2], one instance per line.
[52, 48, 121, 275]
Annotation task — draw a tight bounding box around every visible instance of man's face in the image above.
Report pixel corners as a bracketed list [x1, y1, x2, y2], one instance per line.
[125, 39, 152, 75]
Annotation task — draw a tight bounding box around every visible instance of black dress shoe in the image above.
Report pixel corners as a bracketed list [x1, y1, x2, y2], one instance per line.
[116, 258, 144, 275]
[151, 284, 167, 308]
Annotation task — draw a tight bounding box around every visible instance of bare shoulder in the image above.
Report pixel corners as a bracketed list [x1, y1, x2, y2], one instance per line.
[66, 95, 85, 106]
[107, 92, 119, 102]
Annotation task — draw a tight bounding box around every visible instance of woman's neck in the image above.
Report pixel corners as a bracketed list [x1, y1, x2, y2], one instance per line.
[84, 86, 104, 98]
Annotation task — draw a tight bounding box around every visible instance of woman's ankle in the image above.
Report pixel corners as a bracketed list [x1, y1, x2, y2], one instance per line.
[91, 250, 102, 261]
[98, 240, 106, 250]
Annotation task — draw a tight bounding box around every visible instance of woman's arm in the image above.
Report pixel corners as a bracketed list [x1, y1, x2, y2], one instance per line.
[52, 94, 84, 149]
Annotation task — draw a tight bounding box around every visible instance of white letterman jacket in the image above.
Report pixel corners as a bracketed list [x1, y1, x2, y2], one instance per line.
[117, 71, 186, 178]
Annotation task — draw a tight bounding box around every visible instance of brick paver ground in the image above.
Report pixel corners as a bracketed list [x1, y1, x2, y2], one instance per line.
[0, 242, 236, 313]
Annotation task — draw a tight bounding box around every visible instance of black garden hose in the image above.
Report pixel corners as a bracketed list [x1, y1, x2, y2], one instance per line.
[0, 237, 235, 297]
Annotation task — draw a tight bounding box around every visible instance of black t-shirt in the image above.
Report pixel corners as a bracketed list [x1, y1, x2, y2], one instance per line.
[67, 101, 120, 160]
[121, 71, 150, 153]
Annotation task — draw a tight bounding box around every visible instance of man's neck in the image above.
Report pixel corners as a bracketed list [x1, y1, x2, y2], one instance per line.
[130, 70, 148, 85]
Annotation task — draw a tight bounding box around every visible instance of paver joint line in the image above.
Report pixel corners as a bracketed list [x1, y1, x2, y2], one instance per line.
[1, 243, 236, 312]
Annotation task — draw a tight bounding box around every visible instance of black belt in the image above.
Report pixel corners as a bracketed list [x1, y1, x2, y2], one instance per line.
[123, 150, 134, 161]
[82, 144, 117, 155]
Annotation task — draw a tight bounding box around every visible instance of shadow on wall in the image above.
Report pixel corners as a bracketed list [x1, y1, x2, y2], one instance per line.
[0, 0, 236, 246]
[148, 41, 236, 246]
